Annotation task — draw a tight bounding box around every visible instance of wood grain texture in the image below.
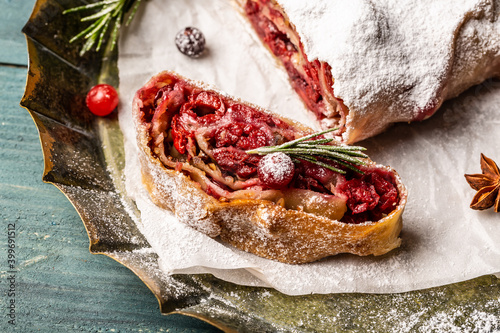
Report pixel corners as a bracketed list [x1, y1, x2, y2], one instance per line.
[0, 47, 220, 333]
[6, 1, 499, 332]
[0, 0, 35, 65]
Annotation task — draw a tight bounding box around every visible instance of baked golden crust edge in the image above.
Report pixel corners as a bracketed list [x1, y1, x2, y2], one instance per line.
[132, 71, 407, 264]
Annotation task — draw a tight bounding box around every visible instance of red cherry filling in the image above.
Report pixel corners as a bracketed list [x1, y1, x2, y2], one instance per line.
[258, 152, 295, 188]
[338, 179, 379, 214]
[215, 124, 242, 147]
[244, 1, 330, 121]
[213, 147, 261, 179]
[215, 123, 271, 150]
[140, 73, 400, 224]
[337, 169, 399, 224]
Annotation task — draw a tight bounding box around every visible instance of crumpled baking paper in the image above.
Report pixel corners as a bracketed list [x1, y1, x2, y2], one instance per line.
[117, 0, 500, 294]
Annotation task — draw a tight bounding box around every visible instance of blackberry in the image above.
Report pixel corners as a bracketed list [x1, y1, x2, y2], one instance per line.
[175, 27, 206, 58]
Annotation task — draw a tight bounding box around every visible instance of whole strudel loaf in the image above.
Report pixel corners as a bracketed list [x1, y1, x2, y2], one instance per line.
[236, 0, 500, 143]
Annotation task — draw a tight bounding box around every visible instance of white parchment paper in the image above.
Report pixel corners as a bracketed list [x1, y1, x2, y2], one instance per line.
[117, 0, 500, 294]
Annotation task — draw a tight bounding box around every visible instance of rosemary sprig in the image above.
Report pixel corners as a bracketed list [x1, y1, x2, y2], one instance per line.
[63, 0, 141, 55]
[246, 128, 367, 174]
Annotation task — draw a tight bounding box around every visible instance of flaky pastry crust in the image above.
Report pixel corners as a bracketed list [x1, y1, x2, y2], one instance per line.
[235, 0, 500, 144]
[133, 71, 407, 264]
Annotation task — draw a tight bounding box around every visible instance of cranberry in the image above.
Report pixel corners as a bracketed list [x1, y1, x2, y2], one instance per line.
[85, 84, 119, 116]
[258, 152, 295, 188]
[175, 27, 206, 58]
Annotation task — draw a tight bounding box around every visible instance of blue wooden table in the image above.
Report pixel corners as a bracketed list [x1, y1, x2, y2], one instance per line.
[0, 1, 221, 331]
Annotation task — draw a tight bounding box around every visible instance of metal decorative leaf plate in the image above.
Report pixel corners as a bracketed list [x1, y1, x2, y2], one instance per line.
[21, 0, 500, 331]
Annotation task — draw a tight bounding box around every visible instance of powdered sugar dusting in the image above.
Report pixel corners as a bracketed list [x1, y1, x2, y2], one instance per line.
[257, 152, 294, 187]
[116, 0, 500, 295]
[277, 0, 500, 141]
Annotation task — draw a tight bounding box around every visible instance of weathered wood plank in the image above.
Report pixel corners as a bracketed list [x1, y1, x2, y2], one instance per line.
[0, 0, 37, 65]
[0, 65, 221, 332]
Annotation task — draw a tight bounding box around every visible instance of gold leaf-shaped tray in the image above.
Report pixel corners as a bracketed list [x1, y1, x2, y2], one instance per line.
[21, 0, 500, 331]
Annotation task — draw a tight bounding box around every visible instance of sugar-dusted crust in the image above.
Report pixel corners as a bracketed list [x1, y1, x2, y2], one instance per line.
[133, 71, 407, 264]
[235, 0, 500, 143]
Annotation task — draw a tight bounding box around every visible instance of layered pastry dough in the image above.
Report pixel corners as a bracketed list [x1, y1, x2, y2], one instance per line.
[236, 0, 500, 143]
[133, 71, 407, 264]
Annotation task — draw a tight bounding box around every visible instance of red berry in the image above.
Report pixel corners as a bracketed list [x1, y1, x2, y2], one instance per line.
[258, 152, 295, 188]
[86, 84, 119, 116]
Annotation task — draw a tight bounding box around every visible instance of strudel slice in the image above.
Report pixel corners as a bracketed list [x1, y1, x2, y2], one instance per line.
[237, 0, 500, 143]
[133, 71, 407, 264]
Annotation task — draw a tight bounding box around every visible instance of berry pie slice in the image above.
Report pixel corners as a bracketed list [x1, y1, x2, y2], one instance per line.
[133, 71, 407, 264]
[236, 0, 500, 143]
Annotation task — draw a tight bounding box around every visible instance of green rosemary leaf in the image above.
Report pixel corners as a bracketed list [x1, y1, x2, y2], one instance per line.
[277, 127, 339, 149]
[321, 151, 366, 165]
[337, 150, 369, 158]
[96, 19, 111, 51]
[80, 32, 98, 55]
[112, 0, 127, 16]
[84, 14, 111, 40]
[318, 155, 365, 174]
[64, 0, 141, 54]
[311, 161, 347, 174]
[299, 138, 334, 145]
[246, 146, 278, 155]
[319, 148, 368, 159]
[276, 148, 364, 165]
[291, 154, 317, 162]
[109, 16, 122, 50]
[62, 1, 114, 14]
[125, 0, 142, 25]
[294, 143, 368, 157]
[335, 159, 365, 174]
[246, 128, 368, 175]
[308, 144, 366, 151]
[69, 18, 102, 43]
[81, 4, 117, 21]
[290, 154, 347, 174]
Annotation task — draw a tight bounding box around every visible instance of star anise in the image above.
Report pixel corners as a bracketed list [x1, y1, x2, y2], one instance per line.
[464, 153, 500, 212]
